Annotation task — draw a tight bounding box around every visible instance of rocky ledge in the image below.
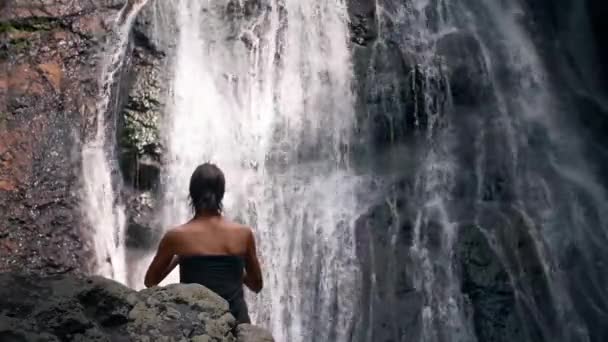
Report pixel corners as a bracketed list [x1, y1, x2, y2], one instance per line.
[0, 272, 273, 342]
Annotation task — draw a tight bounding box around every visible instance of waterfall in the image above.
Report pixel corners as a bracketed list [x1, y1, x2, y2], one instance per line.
[83, 0, 608, 341]
[147, 1, 363, 340]
[353, 0, 607, 341]
[82, 1, 148, 284]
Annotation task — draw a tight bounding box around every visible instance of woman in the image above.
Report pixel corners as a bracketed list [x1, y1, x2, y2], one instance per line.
[144, 163, 263, 323]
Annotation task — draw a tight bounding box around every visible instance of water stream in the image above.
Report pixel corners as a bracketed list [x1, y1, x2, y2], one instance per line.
[83, 0, 608, 341]
[81, 1, 148, 284]
[156, 1, 362, 340]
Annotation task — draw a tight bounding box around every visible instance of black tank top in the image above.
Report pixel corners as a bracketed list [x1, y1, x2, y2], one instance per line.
[179, 255, 250, 323]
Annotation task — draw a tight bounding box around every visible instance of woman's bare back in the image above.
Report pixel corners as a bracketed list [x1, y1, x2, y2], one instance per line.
[172, 216, 251, 257]
[144, 216, 263, 293]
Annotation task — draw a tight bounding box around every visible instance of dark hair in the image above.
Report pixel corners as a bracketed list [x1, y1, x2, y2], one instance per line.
[189, 163, 225, 216]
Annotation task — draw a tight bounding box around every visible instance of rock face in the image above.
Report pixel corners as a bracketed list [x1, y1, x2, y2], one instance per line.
[0, 0, 168, 274]
[348, 0, 608, 341]
[0, 272, 273, 342]
[118, 7, 170, 253]
[0, 0, 128, 275]
[1, 0, 608, 341]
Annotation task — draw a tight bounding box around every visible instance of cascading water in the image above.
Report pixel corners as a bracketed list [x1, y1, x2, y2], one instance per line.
[84, 0, 608, 341]
[353, 0, 607, 341]
[82, 1, 148, 284]
[151, 1, 364, 340]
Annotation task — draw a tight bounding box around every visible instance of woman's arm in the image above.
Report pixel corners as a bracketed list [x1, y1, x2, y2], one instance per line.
[243, 228, 263, 293]
[144, 231, 178, 287]
[158, 255, 180, 281]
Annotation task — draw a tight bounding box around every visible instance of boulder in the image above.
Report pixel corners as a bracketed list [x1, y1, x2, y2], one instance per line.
[235, 324, 274, 342]
[0, 272, 273, 342]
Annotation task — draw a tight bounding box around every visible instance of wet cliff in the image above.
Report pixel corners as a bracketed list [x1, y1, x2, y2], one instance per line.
[348, 0, 608, 341]
[0, 0, 167, 275]
[0, 0, 128, 274]
[1, 0, 607, 341]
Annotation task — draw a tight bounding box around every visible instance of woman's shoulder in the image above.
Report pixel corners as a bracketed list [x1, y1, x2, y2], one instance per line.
[159, 221, 202, 243]
[165, 217, 253, 241]
[220, 218, 253, 235]
[165, 222, 193, 235]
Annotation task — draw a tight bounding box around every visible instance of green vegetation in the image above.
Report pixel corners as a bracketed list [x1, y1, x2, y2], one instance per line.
[120, 108, 161, 156]
[0, 18, 56, 56]
[0, 17, 57, 34]
[0, 22, 17, 34]
[9, 37, 30, 50]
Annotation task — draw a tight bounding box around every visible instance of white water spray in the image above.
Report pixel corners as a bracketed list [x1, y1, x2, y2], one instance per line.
[82, 0, 608, 340]
[82, 1, 148, 284]
[135, 0, 364, 340]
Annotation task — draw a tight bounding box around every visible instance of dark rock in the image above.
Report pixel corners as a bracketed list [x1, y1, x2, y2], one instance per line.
[0, 272, 273, 342]
[226, 0, 268, 20]
[435, 31, 492, 106]
[520, 0, 608, 90]
[352, 175, 603, 342]
[124, 190, 161, 250]
[117, 32, 165, 191]
[0, 0, 124, 21]
[572, 93, 608, 189]
[114, 1, 171, 260]
[349, 1, 450, 155]
[353, 40, 449, 149]
[587, 0, 608, 87]
[353, 182, 423, 342]
[457, 224, 530, 342]
[125, 220, 159, 250]
[347, 0, 378, 46]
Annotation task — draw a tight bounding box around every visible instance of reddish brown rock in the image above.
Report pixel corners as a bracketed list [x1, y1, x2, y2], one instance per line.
[0, 0, 122, 21]
[7, 64, 45, 95]
[0, 180, 16, 191]
[38, 62, 63, 92]
[0, 0, 127, 275]
[0, 127, 33, 185]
